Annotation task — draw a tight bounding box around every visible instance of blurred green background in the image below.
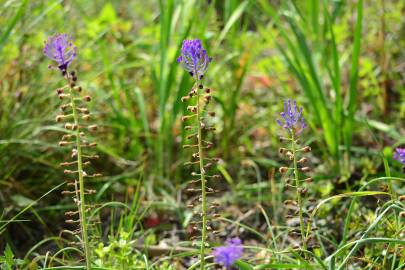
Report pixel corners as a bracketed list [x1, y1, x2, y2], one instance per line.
[0, 0, 404, 259]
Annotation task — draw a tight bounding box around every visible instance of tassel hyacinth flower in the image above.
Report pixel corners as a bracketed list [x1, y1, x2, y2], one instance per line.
[394, 147, 405, 174]
[394, 148, 405, 165]
[277, 99, 317, 251]
[44, 33, 99, 269]
[43, 34, 77, 73]
[212, 238, 243, 269]
[178, 39, 220, 270]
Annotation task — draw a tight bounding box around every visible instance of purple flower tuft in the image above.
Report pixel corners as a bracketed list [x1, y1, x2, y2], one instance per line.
[177, 39, 212, 78]
[394, 148, 405, 165]
[212, 238, 243, 269]
[276, 99, 307, 135]
[43, 33, 76, 72]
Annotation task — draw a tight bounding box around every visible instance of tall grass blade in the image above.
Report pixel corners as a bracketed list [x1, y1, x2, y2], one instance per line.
[344, 0, 363, 157]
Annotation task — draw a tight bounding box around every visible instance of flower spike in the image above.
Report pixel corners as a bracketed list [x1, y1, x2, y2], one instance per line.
[276, 99, 307, 135]
[43, 33, 77, 72]
[177, 39, 212, 78]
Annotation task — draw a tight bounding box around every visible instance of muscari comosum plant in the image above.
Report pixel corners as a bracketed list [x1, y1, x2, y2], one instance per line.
[44, 33, 100, 269]
[177, 39, 222, 269]
[277, 99, 319, 252]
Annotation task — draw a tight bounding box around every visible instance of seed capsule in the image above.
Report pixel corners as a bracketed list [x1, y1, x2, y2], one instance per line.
[301, 167, 311, 172]
[305, 177, 313, 183]
[88, 125, 98, 131]
[56, 115, 64, 122]
[279, 167, 288, 174]
[298, 157, 308, 163]
[279, 148, 288, 154]
[59, 141, 69, 146]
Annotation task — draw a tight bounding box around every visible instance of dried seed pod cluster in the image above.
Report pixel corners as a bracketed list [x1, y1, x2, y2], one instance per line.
[57, 69, 101, 227]
[178, 39, 220, 269]
[182, 81, 222, 237]
[277, 99, 318, 250]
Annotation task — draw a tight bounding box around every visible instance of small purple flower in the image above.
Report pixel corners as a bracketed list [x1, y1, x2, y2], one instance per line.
[212, 238, 243, 269]
[276, 99, 307, 135]
[177, 39, 212, 78]
[394, 148, 405, 165]
[43, 33, 76, 72]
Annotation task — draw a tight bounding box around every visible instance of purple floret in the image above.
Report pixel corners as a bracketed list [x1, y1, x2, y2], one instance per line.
[177, 39, 212, 78]
[43, 33, 76, 72]
[212, 238, 243, 269]
[394, 148, 405, 165]
[276, 99, 307, 135]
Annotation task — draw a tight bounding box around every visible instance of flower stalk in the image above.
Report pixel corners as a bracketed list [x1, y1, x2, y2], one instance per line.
[195, 76, 208, 269]
[67, 75, 91, 270]
[177, 39, 219, 270]
[291, 131, 306, 250]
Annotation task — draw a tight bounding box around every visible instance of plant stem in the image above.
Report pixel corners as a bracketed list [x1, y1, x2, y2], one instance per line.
[382, 155, 399, 270]
[67, 76, 91, 270]
[291, 131, 306, 250]
[196, 78, 207, 270]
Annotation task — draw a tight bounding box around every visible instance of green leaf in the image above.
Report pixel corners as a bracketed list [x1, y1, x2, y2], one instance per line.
[235, 260, 254, 270]
[0, 0, 28, 53]
[344, 0, 363, 153]
[11, 194, 34, 208]
[4, 244, 14, 269]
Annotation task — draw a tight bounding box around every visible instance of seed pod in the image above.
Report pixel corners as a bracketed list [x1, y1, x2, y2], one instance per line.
[298, 157, 308, 163]
[301, 167, 311, 172]
[302, 146, 311, 152]
[59, 141, 69, 146]
[283, 200, 297, 205]
[56, 115, 64, 122]
[279, 148, 288, 154]
[88, 125, 97, 131]
[305, 177, 313, 183]
[299, 188, 308, 195]
[279, 167, 288, 174]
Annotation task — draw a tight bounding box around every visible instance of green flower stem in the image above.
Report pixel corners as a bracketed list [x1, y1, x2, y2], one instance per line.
[67, 76, 91, 270]
[291, 131, 306, 251]
[195, 78, 207, 270]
